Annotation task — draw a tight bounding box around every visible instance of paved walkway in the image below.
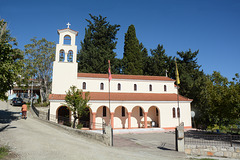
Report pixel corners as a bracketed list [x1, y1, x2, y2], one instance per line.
[0, 101, 188, 160]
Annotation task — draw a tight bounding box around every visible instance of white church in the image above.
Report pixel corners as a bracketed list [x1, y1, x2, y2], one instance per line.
[49, 24, 193, 130]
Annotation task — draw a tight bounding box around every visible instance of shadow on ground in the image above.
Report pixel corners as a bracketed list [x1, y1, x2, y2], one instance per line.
[0, 109, 20, 132]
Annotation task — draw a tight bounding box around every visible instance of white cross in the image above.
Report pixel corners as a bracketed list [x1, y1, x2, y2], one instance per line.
[66, 22, 71, 28]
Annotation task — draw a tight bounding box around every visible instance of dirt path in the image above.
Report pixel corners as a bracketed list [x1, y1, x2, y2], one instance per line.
[0, 101, 188, 160]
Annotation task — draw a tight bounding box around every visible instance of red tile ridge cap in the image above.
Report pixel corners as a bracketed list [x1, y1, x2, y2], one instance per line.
[77, 72, 175, 81]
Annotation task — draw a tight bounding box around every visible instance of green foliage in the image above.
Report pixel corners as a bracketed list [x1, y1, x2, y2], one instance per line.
[0, 146, 9, 159]
[173, 49, 210, 128]
[24, 38, 55, 102]
[34, 102, 50, 107]
[65, 86, 90, 128]
[147, 44, 174, 76]
[205, 72, 240, 128]
[77, 123, 83, 129]
[78, 14, 120, 74]
[139, 43, 149, 75]
[122, 25, 143, 75]
[0, 19, 24, 101]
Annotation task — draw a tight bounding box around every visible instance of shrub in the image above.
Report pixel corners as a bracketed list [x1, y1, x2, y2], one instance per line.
[77, 123, 83, 129]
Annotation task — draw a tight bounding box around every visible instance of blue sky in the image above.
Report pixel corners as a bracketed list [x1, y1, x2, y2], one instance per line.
[1, 0, 239, 80]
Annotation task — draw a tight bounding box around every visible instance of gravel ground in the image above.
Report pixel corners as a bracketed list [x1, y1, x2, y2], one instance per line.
[0, 100, 220, 160]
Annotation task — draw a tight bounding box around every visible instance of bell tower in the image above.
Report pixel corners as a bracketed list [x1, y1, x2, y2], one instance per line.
[52, 23, 79, 94]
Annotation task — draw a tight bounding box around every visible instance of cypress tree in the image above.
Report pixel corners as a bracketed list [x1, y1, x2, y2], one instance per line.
[122, 25, 143, 75]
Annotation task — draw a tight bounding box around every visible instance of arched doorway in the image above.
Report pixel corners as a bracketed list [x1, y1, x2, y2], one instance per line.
[131, 106, 145, 128]
[114, 106, 128, 129]
[148, 106, 160, 127]
[96, 106, 110, 128]
[79, 108, 91, 128]
[57, 106, 71, 126]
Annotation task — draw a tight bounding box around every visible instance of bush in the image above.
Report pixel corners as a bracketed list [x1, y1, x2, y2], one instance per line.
[77, 123, 83, 129]
[34, 102, 49, 107]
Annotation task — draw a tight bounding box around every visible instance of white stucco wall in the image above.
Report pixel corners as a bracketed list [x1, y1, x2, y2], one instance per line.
[49, 100, 192, 129]
[77, 77, 177, 94]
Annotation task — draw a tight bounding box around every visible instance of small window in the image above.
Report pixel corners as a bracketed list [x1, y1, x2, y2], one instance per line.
[164, 85, 167, 92]
[59, 50, 65, 62]
[64, 35, 71, 45]
[82, 82, 86, 90]
[139, 107, 143, 116]
[177, 107, 180, 118]
[156, 108, 159, 116]
[118, 83, 121, 91]
[134, 84, 137, 91]
[100, 83, 104, 90]
[67, 50, 73, 62]
[149, 84, 152, 91]
[103, 106, 106, 117]
[122, 107, 125, 117]
[173, 107, 176, 118]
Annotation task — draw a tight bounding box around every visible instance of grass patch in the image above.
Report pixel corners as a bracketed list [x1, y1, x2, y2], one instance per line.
[0, 146, 9, 159]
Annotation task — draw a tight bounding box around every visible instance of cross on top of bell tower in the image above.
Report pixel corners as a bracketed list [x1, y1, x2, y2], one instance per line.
[66, 22, 71, 28]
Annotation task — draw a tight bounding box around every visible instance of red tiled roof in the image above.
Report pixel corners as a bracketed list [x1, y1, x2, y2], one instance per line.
[49, 92, 192, 102]
[77, 73, 175, 81]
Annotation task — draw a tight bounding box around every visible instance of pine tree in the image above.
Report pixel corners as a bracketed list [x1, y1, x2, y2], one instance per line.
[139, 43, 149, 75]
[122, 25, 143, 75]
[148, 44, 170, 76]
[78, 14, 120, 74]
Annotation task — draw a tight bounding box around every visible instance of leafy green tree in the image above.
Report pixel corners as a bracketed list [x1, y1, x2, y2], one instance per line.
[122, 24, 143, 75]
[78, 14, 120, 74]
[24, 38, 55, 103]
[0, 19, 23, 100]
[65, 86, 90, 128]
[206, 72, 240, 129]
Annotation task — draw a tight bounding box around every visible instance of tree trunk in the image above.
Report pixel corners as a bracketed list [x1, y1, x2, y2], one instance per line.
[73, 117, 78, 128]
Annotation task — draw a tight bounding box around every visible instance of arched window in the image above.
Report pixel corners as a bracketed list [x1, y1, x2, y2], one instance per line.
[156, 108, 159, 116]
[149, 84, 152, 91]
[134, 84, 137, 91]
[103, 106, 106, 117]
[100, 83, 104, 90]
[139, 107, 143, 116]
[177, 107, 180, 118]
[122, 107, 125, 117]
[172, 107, 176, 118]
[118, 83, 121, 91]
[67, 50, 73, 62]
[164, 85, 167, 92]
[64, 35, 71, 45]
[82, 82, 86, 90]
[59, 50, 65, 62]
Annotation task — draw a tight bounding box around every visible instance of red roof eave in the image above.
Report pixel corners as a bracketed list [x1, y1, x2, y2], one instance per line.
[49, 92, 192, 102]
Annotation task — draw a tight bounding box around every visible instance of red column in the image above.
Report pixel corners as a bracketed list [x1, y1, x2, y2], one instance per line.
[92, 112, 96, 130]
[110, 112, 114, 129]
[128, 112, 132, 129]
[144, 112, 148, 128]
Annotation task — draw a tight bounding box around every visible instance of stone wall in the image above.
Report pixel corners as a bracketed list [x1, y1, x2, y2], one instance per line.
[185, 144, 240, 159]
